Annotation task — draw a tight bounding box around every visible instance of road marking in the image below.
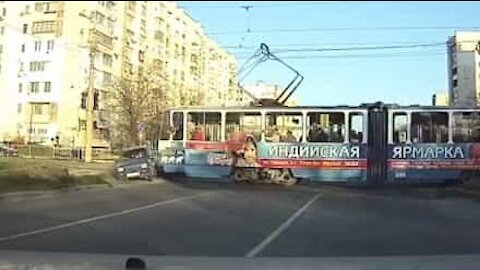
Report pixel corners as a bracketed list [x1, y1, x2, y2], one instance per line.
[0, 192, 212, 242]
[245, 193, 321, 258]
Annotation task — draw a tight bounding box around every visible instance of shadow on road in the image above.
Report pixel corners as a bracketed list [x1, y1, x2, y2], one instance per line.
[158, 173, 480, 201]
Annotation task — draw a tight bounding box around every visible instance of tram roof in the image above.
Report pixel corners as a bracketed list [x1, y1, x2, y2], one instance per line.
[163, 103, 480, 111]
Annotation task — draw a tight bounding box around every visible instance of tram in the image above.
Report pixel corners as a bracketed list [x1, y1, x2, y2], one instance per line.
[156, 103, 480, 186]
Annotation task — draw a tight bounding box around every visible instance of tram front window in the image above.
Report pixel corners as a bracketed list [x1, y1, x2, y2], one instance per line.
[172, 112, 184, 141]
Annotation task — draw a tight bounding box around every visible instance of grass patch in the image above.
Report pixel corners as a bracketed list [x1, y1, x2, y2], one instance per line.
[0, 158, 112, 194]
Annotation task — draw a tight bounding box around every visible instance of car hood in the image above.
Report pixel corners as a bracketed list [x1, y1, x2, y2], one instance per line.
[2, 250, 480, 270]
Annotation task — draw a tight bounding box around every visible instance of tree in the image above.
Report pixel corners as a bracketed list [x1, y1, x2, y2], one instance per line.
[106, 64, 169, 149]
[106, 62, 211, 149]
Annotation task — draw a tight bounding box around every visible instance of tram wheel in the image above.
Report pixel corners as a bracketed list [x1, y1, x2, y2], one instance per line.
[278, 169, 297, 186]
[233, 169, 247, 182]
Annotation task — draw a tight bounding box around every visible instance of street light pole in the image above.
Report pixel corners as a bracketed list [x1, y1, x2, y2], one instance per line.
[82, 12, 97, 163]
[85, 41, 95, 162]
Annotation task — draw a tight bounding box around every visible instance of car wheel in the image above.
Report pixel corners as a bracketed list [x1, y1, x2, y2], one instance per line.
[117, 173, 127, 182]
[148, 167, 156, 181]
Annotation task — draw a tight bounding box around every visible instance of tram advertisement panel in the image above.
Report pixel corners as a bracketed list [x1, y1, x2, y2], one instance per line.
[388, 143, 480, 169]
[186, 140, 367, 170]
[256, 143, 367, 169]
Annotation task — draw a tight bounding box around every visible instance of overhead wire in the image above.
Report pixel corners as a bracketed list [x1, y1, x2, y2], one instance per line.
[209, 26, 480, 36]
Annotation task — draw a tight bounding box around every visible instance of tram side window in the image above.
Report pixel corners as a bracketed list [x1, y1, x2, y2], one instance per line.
[225, 112, 262, 141]
[453, 112, 480, 143]
[306, 112, 345, 143]
[265, 112, 303, 142]
[411, 112, 448, 143]
[172, 112, 183, 140]
[187, 112, 221, 141]
[393, 113, 408, 143]
[349, 113, 364, 143]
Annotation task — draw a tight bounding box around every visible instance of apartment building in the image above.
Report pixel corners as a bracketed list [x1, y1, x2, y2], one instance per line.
[432, 91, 449, 106]
[146, 1, 239, 107]
[0, 1, 239, 147]
[447, 31, 480, 107]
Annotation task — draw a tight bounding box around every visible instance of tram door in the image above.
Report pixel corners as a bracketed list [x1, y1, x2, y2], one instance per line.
[367, 103, 388, 185]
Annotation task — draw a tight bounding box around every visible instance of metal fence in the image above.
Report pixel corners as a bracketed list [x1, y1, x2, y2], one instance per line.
[13, 145, 117, 162]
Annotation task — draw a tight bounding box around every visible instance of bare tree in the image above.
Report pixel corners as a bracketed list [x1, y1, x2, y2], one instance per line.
[106, 62, 211, 149]
[106, 64, 168, 149]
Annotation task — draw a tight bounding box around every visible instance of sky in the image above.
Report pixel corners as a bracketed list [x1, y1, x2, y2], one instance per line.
[178, 1, 480, 106]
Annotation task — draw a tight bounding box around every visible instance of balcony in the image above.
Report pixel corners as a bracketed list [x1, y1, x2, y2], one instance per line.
[90, 29, 114, 50]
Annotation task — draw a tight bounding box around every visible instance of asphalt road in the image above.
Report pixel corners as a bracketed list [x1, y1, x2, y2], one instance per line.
[1, 179, 480, 257]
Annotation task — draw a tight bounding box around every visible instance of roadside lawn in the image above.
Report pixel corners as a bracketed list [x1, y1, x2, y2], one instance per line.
[0, 158, 115, 194]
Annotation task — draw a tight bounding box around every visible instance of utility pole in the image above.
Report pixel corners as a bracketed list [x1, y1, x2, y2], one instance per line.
[84, 17, 97, 162]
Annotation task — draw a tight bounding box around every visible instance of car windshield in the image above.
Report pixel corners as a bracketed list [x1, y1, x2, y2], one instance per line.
[2, 1, 480, 268]
[122, 148, 147, 159]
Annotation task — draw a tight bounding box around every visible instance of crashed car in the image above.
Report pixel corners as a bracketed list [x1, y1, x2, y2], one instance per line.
[114, 146, 157, 181]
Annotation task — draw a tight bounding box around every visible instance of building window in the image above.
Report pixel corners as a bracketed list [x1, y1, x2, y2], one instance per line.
[0, 26, 4, 35]
[29, 61, 46, 72]
[33, 104, 43, 115]
[47, 40, 54, 51]
[102, 72, 112, 84]
[44, 81, 51, 92]
[23, 24, 28, 34]
[154, 31, 164, 41]
[30, 82, 40, 93]
[106, 1, 114, 10]
[17, 103, 22, 114]
[127, 1, 136, 11]
[95, 11, 105, 25]
[32, 20, 57, 34]
[35, 2, 43, 11]
[18, 83, 22, 93]
[34, 40, 41, 51]
[35, 2, 57, 13]
[103, 53, 112, 67]
[21, 44, 25, 52]
[2, 8, 6, 16]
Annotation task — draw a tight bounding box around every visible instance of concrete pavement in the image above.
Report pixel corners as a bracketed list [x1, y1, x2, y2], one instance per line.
[1, 180, 480, 258]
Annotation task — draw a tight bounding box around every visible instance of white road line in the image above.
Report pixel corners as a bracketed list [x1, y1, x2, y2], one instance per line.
[0, 192, 212, 242]
[245, 193, 321, 258]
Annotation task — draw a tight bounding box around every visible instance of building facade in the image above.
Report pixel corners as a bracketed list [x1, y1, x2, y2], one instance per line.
[447, 31, 480, 107]
[432, 91, 449, 106]
[0, 1, 239, 146]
